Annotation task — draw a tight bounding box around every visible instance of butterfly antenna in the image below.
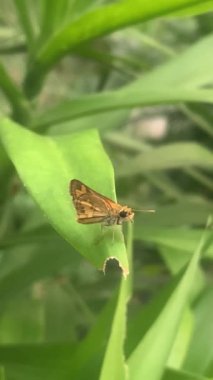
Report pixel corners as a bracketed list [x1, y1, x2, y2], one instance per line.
[133, 209, 155, 213]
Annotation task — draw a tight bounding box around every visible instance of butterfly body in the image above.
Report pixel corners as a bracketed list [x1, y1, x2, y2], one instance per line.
[70, 179, 134, 226]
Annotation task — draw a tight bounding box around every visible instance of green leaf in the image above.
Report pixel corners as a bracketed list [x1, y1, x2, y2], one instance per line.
[99, 279, 128, 380]
[0, 143, 13, 203]
[24, 0, 209, 96]
[183, 288, 213, 376]
[32, 33, 213, 130]
[32, 89, 213, 131]
[2, 362, 65, 380]
[128, 33, 213, 89]
[127, 229, 206, 380]
[0, 295, 43, 344]
[185, 168, 213, 190]
[0, 118, 129, 276]
[39, 0, 100, 46]
[0, 293, 118, 379]
[44, 282, 79, 342]
[0, 237, 81, 308]
[48, 110, 129, 135]
[38, 0, 211, 67]
[126, 273, 183, 357]
[0, 342, 75, 368]
[134, 227, 213, 259]
[170, 1, 213, 17]
[134, 199, 213, 228]
[117, 142, 213, 177]
[39, 0, 70, 43]
[13, 0, 35, 47]
[58, 292, 118, 379]
[167, 308, 194, 369]
[99, 224, 133, 380]
[163, 367, 211, 380]
[0, 366, 5, 380]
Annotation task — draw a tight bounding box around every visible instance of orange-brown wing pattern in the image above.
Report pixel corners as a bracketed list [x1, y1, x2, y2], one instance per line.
[70, 179, 119, 224]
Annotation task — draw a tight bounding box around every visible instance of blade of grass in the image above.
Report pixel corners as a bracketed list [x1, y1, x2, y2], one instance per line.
[39, 0, 70, 44]
[127, 226, 210, 380]
[134, 227, 213, 259]
[180, 104, 213, 137]
[0, 366, 5, 380]
[163, 367, 211, 380]
[184, 168, 213, 191]
[13, 0, 35, 48]
[99, 223, 133, 380]
[183, 287, 213, 376]
[170, 1, 213, 17]
[0, 63, 30, 124]
[116, 142, 213, 177]
[133, 198, 213, 228]
[32, 88, 213, 131]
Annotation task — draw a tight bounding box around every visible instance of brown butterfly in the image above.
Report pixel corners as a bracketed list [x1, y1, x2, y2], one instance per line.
[70, 179, 154, 226]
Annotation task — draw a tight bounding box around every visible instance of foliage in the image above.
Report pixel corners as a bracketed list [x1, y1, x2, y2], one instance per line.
[0, 1, 213, 379]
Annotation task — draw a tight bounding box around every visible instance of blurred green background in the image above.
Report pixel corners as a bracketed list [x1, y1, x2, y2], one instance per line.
[0, 1, 213, 380]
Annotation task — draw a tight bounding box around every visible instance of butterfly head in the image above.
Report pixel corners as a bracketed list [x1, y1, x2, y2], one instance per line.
[118, 206, 134, 223]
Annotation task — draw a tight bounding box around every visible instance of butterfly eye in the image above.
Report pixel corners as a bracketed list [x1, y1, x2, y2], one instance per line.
[119, 210, 128, 218]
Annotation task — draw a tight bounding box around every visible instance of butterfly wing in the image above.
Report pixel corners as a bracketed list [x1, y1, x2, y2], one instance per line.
[70, 179, 119, 224]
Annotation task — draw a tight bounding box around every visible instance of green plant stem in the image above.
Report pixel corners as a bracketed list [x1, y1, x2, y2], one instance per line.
[0, 63, 31, 124]
[180, 104, 213, 137]
[185, 168, 213, 190]
[13, 0, 35, 48]
[0, 42, 26, 54]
